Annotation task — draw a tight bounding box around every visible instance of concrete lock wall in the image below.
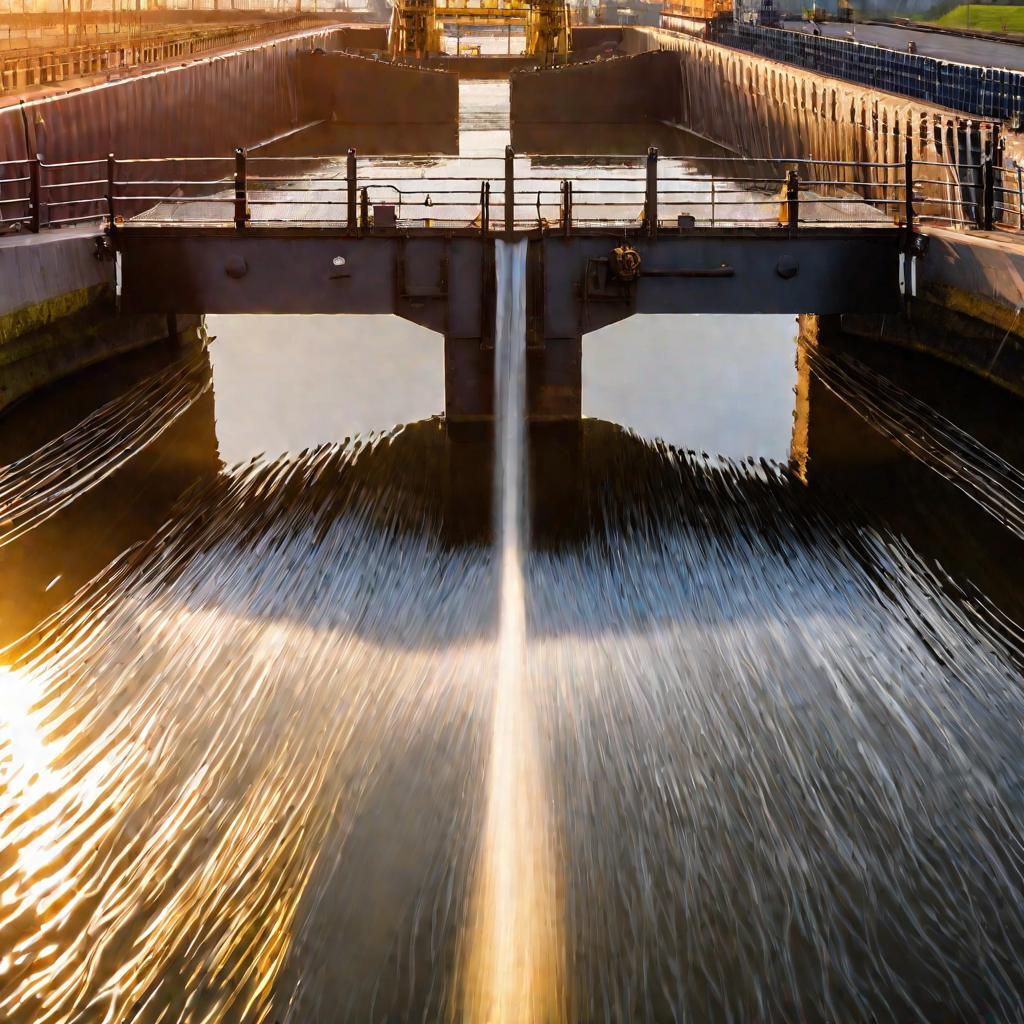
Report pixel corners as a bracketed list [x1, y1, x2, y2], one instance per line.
[328, 25, 391, 53]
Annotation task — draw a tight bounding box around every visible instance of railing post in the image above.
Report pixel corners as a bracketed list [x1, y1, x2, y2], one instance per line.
[561, 179, 572, 236]
[974, 156, 985, 229]
[982, 144, 995, 231]
[645, 146, 658, 238]
[347, 147, 357, 234]
[234, 147, 247, 230]
[360, 186, 369, 231]
[1017, 163, 1023, 231]
[28, 157, 40, 233]
[786, 168, 799, 234]
[106, 153, 116, 227]
[904, 133, 914, 234]
[481, 180, 490, 239]
[504, 145, 515, 236]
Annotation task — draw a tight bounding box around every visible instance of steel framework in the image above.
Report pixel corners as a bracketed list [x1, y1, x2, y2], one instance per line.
[388, 0, 569, 61]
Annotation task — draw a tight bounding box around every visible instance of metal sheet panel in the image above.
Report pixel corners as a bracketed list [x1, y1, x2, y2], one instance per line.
[0, 28, 346, 164]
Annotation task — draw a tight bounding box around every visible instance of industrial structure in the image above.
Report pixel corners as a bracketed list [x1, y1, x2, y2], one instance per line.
[2, 12, 1024, 427]
[659, 0, 731, 36]
[388, 0, 570, 60]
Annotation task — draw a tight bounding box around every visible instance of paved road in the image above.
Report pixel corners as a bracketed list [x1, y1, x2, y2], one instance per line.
[781, 18, 1024, 70]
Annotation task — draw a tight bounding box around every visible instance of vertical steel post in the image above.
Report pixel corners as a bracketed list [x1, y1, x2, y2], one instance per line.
[106, 152, 116, 227]
[786, 168, 799, 234]
[360, 186, 369, 231]
[347, 147, 357, 233]
[234, 147, 247, 230]
[504, 145, 514, 236]
[973, 153, 985, 229]
[481, 180, 490, 238]
[904, 132, 914, 232]
[1017, 163, 1023, 230]
[561, 179, 572, 236]
[645, 146, 658, 238]
[28, 156, 40, 233]
[982, 144, 995, 231]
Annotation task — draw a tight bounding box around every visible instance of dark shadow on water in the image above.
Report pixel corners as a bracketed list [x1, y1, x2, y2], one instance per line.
[3, 329, 1024, 649]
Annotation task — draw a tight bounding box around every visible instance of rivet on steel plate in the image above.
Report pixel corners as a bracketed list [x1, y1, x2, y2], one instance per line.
[225, 256, 248, 279]
[776, 255, 799, 279]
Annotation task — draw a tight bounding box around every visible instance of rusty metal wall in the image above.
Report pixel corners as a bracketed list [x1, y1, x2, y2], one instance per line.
[328, 25, 390, 52]
[0, 27, 349, 228]
[512, 31, 999, 226]
[298, 51, 458, 126]
[511, 50, 678, 127]
[0, 17, 334, 96]
[617, 27, 999, 187]
[568, 25, 625, 59]
[0, 26, 346, 169]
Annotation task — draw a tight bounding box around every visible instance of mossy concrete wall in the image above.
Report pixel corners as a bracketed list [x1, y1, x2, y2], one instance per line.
[0, 303, 203, 414]
[839, 228, 1024, 396]
[0, 229, 112, 346]
[0, 227, 201, 413]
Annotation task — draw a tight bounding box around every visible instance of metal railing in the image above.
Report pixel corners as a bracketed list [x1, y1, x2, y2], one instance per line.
[0, 16, 330, 94]
[1, 142, 1019, 237]
[711, 22, 1024, 122]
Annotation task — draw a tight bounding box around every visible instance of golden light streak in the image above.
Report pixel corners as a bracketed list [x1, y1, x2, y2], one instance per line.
[462, 550, 564, 1024]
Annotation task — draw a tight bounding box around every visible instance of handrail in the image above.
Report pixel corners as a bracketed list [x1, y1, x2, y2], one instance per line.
[3, 144, 1019, 237]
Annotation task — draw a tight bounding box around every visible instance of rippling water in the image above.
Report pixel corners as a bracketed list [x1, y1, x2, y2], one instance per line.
[3, 81, 1024, 1024]
[1, 324, 1024, 1020]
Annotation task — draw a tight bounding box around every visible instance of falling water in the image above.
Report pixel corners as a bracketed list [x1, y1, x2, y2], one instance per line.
[463, 239, 564, 1023]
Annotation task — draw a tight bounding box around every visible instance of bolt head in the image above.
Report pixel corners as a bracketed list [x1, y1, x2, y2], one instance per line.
[776, 255, 799, 279]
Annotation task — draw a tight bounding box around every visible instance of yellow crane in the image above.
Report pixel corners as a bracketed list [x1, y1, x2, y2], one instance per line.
[389, 0, 569, 61]
[660, 0, 732, 33]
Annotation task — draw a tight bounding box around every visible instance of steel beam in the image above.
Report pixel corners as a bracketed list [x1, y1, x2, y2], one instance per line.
[115, 226, 901, 319]
[112, 225, 903, 421]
